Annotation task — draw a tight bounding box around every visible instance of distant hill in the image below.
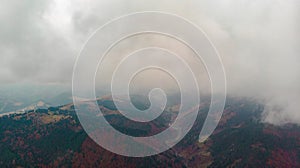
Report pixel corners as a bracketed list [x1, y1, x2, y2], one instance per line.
[0, 84, 71, 114]
[0, 96, 299, 167]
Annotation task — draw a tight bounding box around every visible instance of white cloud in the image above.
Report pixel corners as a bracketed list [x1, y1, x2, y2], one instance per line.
[0, 0, 299, 124]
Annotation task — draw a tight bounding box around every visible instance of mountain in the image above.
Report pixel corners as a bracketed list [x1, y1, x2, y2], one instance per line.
[0, 96, 299, 167]
[0, 84, 73, 114]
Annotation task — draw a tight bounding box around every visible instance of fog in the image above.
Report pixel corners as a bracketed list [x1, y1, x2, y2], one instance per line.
[0, 0, 299, 125]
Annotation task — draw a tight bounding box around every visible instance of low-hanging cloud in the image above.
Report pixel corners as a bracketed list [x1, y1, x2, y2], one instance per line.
[0, 0, 299, 125]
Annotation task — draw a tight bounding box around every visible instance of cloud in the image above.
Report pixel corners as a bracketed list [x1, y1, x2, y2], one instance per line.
[197, 1, 300, 125]
[0, 0, 77, 84]
[0, 0, 299, 125]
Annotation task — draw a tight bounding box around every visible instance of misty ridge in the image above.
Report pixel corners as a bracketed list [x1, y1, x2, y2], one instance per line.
[0, 0, 299, 126]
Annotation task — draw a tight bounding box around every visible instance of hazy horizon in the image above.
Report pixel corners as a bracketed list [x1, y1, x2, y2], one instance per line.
[0, 0, 299, 125]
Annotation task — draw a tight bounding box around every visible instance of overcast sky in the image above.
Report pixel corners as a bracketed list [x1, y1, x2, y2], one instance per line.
[0, 0, 299, 125]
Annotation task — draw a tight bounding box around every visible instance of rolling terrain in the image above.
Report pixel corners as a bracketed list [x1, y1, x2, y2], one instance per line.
[0, 97, 299, 167]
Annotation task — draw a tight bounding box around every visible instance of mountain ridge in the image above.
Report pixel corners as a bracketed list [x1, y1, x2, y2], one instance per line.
[0, 96, 299, 167]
